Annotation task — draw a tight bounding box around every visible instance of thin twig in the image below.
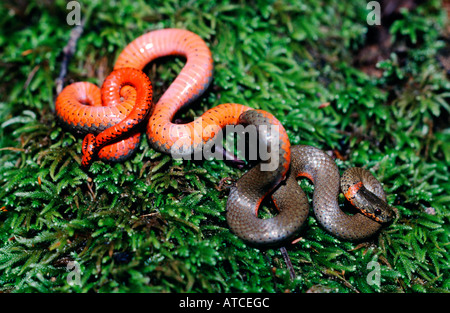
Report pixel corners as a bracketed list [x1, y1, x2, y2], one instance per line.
[280, 246, 296, 281]
[24, 65, 40, 89]
[55, 19, 85, 95]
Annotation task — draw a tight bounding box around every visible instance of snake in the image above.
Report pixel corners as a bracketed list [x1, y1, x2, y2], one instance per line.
[227, 145, 396, 244]
[55, 28, 396, 246]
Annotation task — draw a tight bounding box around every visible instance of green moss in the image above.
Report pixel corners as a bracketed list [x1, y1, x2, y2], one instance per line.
[0, 0, 448, 292]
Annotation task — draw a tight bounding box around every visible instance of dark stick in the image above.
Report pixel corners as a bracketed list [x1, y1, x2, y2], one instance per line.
[55, 19, 85, 95]
[280, 246, 296, 280]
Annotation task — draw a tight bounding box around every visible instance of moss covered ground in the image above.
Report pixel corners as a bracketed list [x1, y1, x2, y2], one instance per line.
[0, 0, 448, 293]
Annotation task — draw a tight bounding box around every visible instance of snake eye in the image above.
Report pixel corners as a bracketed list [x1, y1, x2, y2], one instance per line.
[374, 208, 382, 216]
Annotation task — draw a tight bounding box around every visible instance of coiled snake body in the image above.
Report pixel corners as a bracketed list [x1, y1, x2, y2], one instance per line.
[55, 29, 395, 246]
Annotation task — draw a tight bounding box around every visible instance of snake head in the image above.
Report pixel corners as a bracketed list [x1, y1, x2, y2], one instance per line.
[352, 186, 397, 223]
